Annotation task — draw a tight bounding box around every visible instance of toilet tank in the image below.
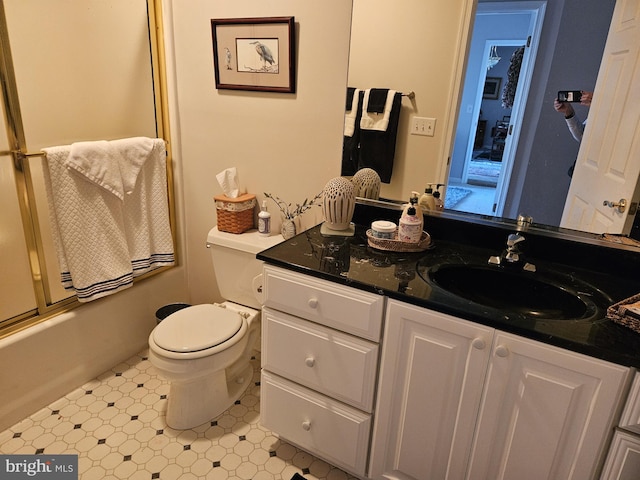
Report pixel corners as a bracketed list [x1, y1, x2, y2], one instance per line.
[207, 227, 283, 308]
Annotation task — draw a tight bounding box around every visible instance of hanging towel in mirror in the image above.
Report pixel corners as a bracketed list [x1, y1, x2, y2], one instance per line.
[342, 88, 363, 176]
[360, 89, 397, 132]
[358, 90, 402, 183]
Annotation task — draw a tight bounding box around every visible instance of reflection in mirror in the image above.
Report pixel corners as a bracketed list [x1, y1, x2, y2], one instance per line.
[347, 0, 640, 243]
[450, 0, 614, 227]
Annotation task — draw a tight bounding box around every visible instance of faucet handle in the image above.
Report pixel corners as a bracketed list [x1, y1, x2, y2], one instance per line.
[507, 233, 525, 247]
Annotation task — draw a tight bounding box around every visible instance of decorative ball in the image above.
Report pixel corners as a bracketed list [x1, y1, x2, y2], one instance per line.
[321, 176, 356, 231]
[352, 168, 381, 199]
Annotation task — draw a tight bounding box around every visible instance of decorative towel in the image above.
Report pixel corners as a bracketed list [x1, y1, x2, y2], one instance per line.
[360, 89, 397, 132]
[121, 139, 175, 276]
[43, 145, 133, 301]
[342, 88, 363, 177]
[65, 137, 154, 199]
[65, 140, 124, 198]
[344, 87, 361, 138]
[358, 90, 402, 183]
[43, 137, 174, 302]
[365, 88, 389, 113]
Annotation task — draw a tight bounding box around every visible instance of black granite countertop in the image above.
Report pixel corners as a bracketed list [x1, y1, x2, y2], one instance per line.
[258, 210, 640, 369]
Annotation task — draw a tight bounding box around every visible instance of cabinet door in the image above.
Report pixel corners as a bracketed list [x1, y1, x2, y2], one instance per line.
[619, 372, 640, 435]
[467, 331, 629, 480]
[369, 300, 494, 480]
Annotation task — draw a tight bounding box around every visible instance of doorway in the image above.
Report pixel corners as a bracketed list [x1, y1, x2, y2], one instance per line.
[448, 2, 546, 216]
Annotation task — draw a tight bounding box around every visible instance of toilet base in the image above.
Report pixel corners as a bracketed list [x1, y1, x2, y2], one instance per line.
[165, 362, 254, 430]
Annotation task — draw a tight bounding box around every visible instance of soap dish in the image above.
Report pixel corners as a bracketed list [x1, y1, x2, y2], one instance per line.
[366, 229, 432, 252]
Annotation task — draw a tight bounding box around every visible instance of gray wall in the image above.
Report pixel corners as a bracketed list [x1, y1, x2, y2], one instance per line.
[506, 0, 616, 225]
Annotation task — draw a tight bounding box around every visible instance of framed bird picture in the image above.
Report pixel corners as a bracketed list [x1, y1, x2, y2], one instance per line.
[211, 17, 296, 93]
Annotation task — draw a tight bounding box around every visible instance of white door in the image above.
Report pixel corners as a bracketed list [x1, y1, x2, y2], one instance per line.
[369, 300, 493, 480]
[466, 332, 629, 480]
[561, 0, 640, 234]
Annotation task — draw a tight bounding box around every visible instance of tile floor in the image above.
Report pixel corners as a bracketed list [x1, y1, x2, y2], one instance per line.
[0, 350, 357, 480]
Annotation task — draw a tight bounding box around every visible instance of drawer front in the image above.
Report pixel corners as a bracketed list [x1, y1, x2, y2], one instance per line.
[262, 308, 379, 412]
[260, 371, 371, 477]
[263, 265, 384, 341]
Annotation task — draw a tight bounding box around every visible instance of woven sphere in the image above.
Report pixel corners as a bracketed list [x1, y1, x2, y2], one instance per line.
[352, 168, 381, 199]
[322, 176, 356, 231]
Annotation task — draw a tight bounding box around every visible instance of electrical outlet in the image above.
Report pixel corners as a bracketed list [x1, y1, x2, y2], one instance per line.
[411, 116, 436, 137]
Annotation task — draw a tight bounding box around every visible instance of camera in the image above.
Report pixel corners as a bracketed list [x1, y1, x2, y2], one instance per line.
[557, 90, 582, 103]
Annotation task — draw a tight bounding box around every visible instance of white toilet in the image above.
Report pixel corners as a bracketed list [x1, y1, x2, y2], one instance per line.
[148, 227, 282, 430]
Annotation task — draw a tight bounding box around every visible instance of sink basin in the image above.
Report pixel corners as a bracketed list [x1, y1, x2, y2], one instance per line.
[422, 264, 606, 321]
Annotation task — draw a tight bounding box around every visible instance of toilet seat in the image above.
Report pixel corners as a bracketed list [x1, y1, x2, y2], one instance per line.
[152, 304, 243, 353]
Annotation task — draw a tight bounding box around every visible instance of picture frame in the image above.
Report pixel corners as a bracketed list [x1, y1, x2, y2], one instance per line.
[211, 16, 296, 93]
[483, 77, 502, 100]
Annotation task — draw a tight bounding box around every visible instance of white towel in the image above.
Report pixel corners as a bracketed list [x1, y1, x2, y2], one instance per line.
[65, 140, 124, 199]
[121, 139, 175, 276]
[111, 136, 155, 195]
[43, 145, 133, 301]
[65, 137, 154, 199]
[344, 88, 360, 137]
[42, 137, 174, 302]
[360, 89, 397, 132]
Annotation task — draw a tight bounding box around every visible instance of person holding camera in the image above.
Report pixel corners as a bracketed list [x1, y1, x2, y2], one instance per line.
[554, 90, 592, 176]
[554, 90, 592, 142]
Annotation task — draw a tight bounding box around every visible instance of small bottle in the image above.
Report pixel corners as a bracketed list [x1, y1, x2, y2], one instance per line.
[433, 185, 444, 211]
[402, 191, 421, 217]
[258, 200, 271, 236]
[398, 197, 423, 243]
[419, 185, 436, 211]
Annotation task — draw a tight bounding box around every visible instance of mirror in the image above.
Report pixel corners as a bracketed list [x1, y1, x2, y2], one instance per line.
[346, 0, 639, 245]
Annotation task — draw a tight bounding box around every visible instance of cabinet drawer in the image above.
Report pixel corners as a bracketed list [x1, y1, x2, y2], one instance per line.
[263, 265, 384, 341]
[260, 371, 371, 477]
[262, 308, 379, 412]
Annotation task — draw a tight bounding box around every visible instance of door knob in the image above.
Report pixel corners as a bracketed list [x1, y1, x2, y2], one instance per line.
[603, 198, 627, 213]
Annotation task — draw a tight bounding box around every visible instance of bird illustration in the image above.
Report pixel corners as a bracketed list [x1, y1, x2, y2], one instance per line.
[250, 41, 275, 70]
[225, 47, 232, 70]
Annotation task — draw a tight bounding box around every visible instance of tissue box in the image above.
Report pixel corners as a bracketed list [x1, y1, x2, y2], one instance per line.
[214, 193, 256, 234]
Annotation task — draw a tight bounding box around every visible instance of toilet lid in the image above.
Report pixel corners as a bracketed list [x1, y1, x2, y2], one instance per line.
[152, 304, 243, 353]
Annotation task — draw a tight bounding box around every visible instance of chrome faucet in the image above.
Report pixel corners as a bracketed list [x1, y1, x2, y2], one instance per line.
[489, 233, 536, 272]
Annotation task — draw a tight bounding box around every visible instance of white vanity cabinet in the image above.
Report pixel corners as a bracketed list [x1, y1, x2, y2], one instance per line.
[370, 299, 630, 480]
[260, 265, 384, 477]
[601, 372, 640, 479]
[369, 299, 494, 479]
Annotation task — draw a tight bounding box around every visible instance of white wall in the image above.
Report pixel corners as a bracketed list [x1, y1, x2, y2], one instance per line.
[165, 1, 353, 304]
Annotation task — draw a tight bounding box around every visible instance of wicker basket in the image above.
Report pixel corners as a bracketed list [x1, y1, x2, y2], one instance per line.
[214, 193, 256, 234]
[366, 229, 432, 252]
[607, 293, 640, 334]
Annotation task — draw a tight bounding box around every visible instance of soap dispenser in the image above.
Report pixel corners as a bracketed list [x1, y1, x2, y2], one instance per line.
[433, 184, 444, 211]
[258, 200, 271, 236]
[419, 185, 437, 211]
[398, 196, 423, 243]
